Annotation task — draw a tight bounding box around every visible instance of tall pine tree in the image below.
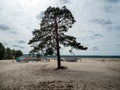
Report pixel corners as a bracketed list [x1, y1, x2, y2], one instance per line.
[29, 6, 87, 69]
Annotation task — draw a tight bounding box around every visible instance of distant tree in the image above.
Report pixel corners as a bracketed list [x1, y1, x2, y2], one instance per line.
[15, 50, 23, 58]
[0, 42, 6, 60]
[29, 6, 87, 69]
[12, 49, 16, 56]
[5, 47, 13, 59]
[0, 42, 23, 60]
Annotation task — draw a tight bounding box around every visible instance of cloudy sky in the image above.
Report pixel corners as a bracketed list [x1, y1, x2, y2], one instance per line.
[0, 0, 120, 55]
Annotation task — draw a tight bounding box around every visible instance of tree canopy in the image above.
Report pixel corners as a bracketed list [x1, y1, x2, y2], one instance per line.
[0, 42, 23, 60]
[29, 6, 88, 68]
[0, 42, 6, 59]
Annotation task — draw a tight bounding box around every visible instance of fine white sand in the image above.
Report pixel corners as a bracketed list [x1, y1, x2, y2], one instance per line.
[0, 58, 120, 90]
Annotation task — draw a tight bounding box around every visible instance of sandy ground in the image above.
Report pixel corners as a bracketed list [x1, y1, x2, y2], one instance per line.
[0, 58, 120, 90]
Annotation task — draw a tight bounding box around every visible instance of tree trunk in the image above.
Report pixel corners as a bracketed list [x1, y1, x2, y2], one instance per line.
[55, 18, 61, 69]
[56, 36, 61, 68]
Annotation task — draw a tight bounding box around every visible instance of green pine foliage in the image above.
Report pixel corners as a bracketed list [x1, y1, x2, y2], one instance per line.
[29, 6, 87, 55]
[28, 6, 88, 68]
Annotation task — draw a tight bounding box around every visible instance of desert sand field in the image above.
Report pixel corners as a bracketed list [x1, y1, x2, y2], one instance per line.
[0, 58, 120, 90]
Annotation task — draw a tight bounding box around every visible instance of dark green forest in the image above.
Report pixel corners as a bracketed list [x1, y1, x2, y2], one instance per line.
[0, 42, 23, 60]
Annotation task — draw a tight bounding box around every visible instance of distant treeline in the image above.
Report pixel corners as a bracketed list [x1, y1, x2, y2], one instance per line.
[0, 42, 23, 60]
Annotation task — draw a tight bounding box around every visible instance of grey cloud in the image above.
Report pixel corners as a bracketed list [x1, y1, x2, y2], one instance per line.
[104, 6, 116, 12]
[115, 26, 120, 31]
[83, 32, 103, 41]
[91, 19, 112, 25]
[118, 44, 120, 46]
[18, 40, 26, 43]
[94, 34, 103, 37]
[60, 0, 70, 4]
[104, 6, 120, 13]
[12, 44, 25, 49]
[104, 0, 119, 3]
[0, 24, 10, 31]
[10, 31, 17, 34]
[91, 46, 99, 51]
[12, 45, 19, 47]
[26, 27, 30, 29]
[2, 42, 8, 46]
[107, 26, 120, 31]
[36, 11, 44, 20]
[20, 24, 23, 26]
[89, 34, 103, 40]
[107, 26, 113, 30]
[20, 46, 25, 49]
[117, 44, 120, 47]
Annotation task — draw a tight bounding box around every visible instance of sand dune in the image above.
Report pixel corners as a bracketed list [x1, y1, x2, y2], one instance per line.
[0, 59, 120, 90]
